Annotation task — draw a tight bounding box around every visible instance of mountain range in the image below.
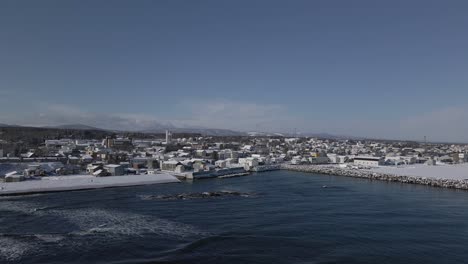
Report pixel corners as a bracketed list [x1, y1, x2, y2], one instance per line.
[7, 123, 246, 136]
[0, 122, 355, 139]
[43, 124, 106, 130]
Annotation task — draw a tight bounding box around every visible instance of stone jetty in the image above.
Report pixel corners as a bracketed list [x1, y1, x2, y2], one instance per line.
[281, 164, 468, 190]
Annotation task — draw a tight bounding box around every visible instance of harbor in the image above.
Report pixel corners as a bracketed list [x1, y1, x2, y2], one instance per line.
[2, 170, 468, 264]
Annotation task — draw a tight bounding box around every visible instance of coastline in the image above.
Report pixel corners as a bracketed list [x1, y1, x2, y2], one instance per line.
[281, 164, 468, 190]
[0, 174, 180, 196]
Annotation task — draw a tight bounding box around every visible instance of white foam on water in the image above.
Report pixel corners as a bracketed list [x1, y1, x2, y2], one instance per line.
[0, 200, 45, 215]
[0, 202, 207, 239]
[52, 208, 207, 238]
[0, 194, 44, 200]
[34, 234, 66, 243]
[0, 236, 34, 261]
[0, 202, 209, 261]
[0, 233, 68, 262]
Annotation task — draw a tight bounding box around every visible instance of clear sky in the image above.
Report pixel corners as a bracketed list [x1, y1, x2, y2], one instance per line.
[1, 0, 468, 141]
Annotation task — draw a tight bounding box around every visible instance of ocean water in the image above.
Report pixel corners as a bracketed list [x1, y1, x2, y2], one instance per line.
[1, 170, 468, 264]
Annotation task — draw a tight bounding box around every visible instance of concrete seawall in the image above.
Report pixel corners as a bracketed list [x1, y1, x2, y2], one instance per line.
[0, 174, 180, 196]
[252, 164, 281, 172]
[281, 164, 468, 190]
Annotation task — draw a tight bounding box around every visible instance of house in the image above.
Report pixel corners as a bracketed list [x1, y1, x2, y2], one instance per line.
[327, 154, 339, 163]
[23, 165, 46, 177]
[68, 156, 80, 165]
[87, 164, 103, 174]
[215, 160, 227, 168]
[93, 169, 108, 177]
[81, 154, 94, 164]
[242, 145, 254, 151]
[291, 157, 302, 165]
[458, 153, 468, 163]
[4, 171, 25, 182]
[145, 159, 159, 169]
[55, 165, 81, 175]
[337, 155, 349, 164]
[193, 161, 206, 172]
[447, 153, 467, 163]
[308, 156, 329, 164]
[270, 156, 284, 164]
[437, 155, 453, 164]
[160, 160, 181, 171]
[193, 162, 202, 172]
[225, 158, 238, 166]
[104, 164, 124, 176]
[21, 152, 36, 158]
[327, 154, 348, 164]
[174, 164, 185, 173]
[238, 158, 258, 169]
[385, 156, 417, 165]
[194, 150, 216, 159]
[120, 162, 131, 169]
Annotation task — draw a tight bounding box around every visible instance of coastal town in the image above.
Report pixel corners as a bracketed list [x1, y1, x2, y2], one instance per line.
[2, 128, 468, 195]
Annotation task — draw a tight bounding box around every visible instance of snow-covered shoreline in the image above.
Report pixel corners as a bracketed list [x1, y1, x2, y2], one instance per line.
[367, 163, 468, 180]
[0, 174, 180, 196]
[282, 164, 468, 190]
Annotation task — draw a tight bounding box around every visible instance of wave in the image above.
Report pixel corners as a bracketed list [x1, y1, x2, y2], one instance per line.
[50, 208, 208, 239]
[0, 236, 37, 262]
[0, 197, 210, 263]
[0, 200, 45, 215]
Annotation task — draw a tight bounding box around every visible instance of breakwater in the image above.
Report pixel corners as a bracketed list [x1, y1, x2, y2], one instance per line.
[281, 164, 468, 190]
[252, 164, 281, 172]
[186, 167, 247, 179]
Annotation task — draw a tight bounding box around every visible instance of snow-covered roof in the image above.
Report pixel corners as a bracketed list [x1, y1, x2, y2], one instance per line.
[5, 171, 19, 177]
[93, 169, 104, 176]
[81, 155, 93, 160]
[104, 164, 122, 168]
[163, 160, 180, 165]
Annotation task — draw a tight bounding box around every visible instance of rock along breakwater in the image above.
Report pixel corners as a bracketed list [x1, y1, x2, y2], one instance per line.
[281, 164, 468, 190]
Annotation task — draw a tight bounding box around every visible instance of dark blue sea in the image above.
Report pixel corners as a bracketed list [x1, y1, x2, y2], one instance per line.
[1, 171, 468, 264]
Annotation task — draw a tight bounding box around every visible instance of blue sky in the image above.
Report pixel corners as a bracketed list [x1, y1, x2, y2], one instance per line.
[1, 0, 468, 141]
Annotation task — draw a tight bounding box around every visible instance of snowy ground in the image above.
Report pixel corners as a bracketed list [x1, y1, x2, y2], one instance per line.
[367, 163, 468, 181]
[0, 174, 180, 195]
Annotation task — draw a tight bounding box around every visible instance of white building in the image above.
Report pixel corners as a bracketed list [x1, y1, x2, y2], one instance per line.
[458, 153, 468, 163]
[174, 164, 185, 173]
[327, 154, 339, 163]
[291, 157, 302, 165]
[215, 160, 227, 168]
[4, 171, 25, 182]
[385, 156, 417, 165]
[327, 154, 349, 164]
[425, 158, 436, 166]
[309, 156, 330, 164]
[165, 130, 173, 144]
[238, 157, 259, 169]
[354, 156, 384, 167]
[104, 164, 124, 176]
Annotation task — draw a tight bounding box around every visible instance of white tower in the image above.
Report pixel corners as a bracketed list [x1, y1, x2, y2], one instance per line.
[166, 130, 172, 144]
